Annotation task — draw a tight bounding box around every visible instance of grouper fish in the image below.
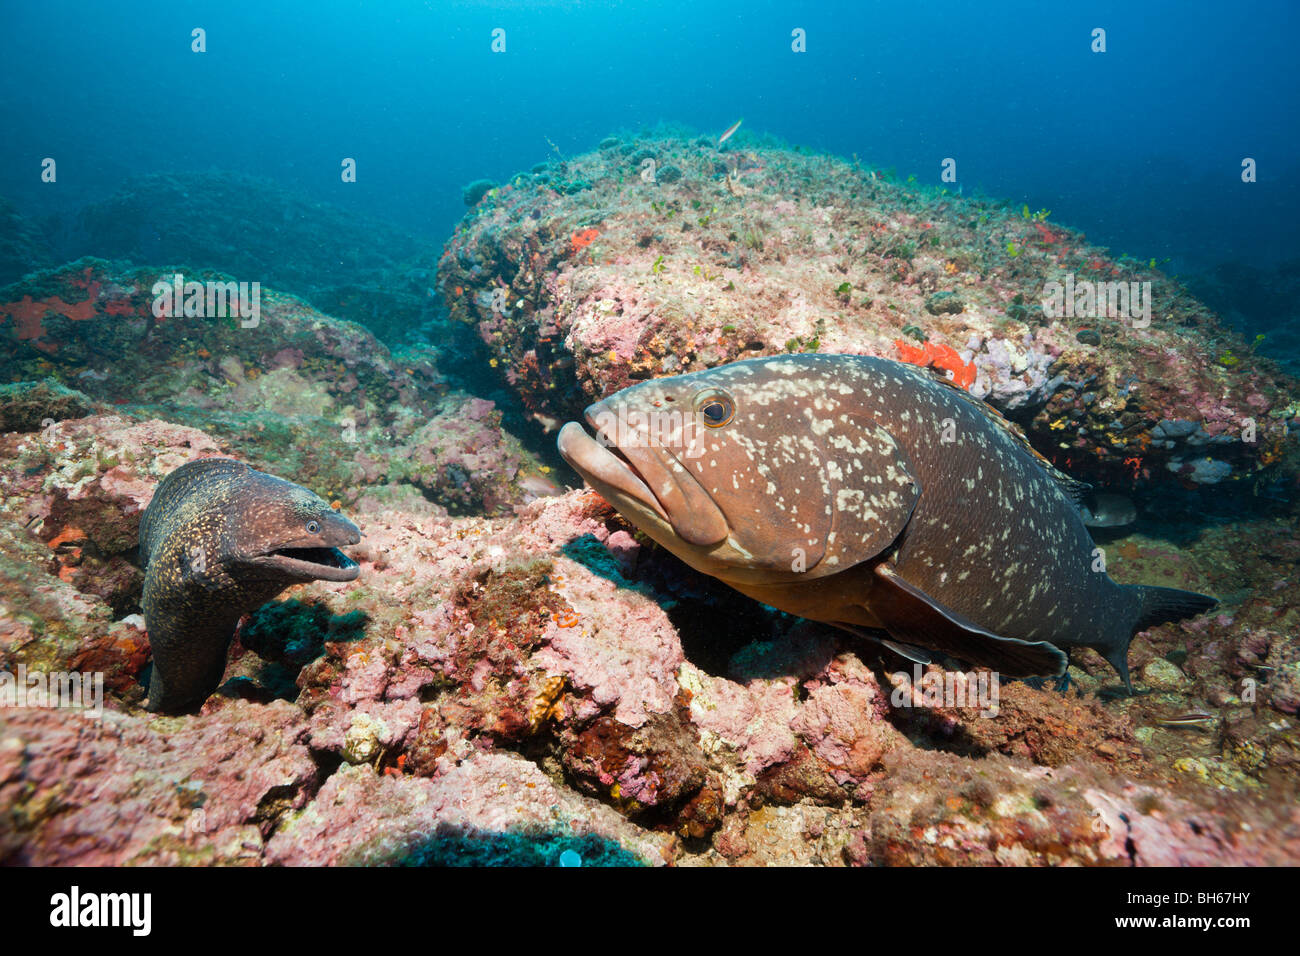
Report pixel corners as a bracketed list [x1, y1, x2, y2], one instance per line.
[139, 458, 361, 712]
[557, 354, 1216, 689]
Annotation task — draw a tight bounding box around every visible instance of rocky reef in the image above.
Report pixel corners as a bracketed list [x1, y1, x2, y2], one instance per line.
[438, 135, 1297, 494]
[1, 135, 1298, 866]
[0, 196, 53, 287]
[71, 171, 442, 344]
[0, 259, 557, 516]
[2, 417, 1298, 865]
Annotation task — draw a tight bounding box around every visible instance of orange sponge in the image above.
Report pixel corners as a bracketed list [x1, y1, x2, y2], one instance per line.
[894, 339, 977, 389]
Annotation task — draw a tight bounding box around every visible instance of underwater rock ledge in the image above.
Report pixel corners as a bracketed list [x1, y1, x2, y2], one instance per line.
[1, 413, 1298, 864]
[0, 259, 558, 516]
[438, 134, 1297, 491]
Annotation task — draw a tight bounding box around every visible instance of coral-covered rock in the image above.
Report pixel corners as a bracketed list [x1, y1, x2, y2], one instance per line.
[0, 700, 318, 865]
[789, 653, 905, 798]
[390, 395, 535, 514]
[2, 414, 1299, 865]
[886, 676, 1147, 770]
[263, 755, 674, 866]
[0, 380, 97, 432]
[864, 749, 1300, 866]
[0, 260, 554, 515]
[0, 415, 216, 623]
[438, 136, 1297, 489]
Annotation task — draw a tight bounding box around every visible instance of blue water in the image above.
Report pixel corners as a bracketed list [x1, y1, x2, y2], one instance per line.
[2, 0, 1297, 278]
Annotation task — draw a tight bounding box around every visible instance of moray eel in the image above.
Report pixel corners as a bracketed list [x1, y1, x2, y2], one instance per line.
[558, 354, 1216, 690]
[139, 458, 361, 712]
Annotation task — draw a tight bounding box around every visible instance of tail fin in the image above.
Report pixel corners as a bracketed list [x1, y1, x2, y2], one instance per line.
[1106, 585, 1218, 694]
[1132, 585, 1219, 632]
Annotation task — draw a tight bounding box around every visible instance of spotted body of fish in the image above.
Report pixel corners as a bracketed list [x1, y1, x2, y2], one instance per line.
[140, 458, 361, 712]
[557, 354, 1216, 688]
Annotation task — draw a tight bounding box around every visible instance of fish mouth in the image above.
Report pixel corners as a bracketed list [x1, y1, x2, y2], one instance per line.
[251, 545, 360, 582]
[557, 421, 669, 522]
[558, 405, 729, 547]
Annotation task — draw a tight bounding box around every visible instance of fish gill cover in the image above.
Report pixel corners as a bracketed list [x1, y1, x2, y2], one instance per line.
[0, 0, 1297, 875]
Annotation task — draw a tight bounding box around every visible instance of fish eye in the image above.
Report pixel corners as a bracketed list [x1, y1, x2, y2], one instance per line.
[306, 520, 320, 535]
[694, 388, 735, 428]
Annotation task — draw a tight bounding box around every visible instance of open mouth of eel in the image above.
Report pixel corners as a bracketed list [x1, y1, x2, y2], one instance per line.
[256, 545, 360, 581]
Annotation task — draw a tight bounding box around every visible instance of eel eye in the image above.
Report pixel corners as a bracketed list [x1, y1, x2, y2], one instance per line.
[694, 388, 735, 428]
[306, 520, 320, 535]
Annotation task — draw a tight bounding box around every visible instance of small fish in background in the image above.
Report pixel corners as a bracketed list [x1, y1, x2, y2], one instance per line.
[1155, 710, 1218, 728]
[717, 118, 743, 148]
[518, 472, 563, 501]
[1079, 492, 1137, 529]
[530, 410, 563, 433]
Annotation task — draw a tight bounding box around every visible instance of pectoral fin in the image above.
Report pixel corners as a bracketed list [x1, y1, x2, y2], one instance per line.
[871, 564, 1067, 678]
[829, 621, 934, 666]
